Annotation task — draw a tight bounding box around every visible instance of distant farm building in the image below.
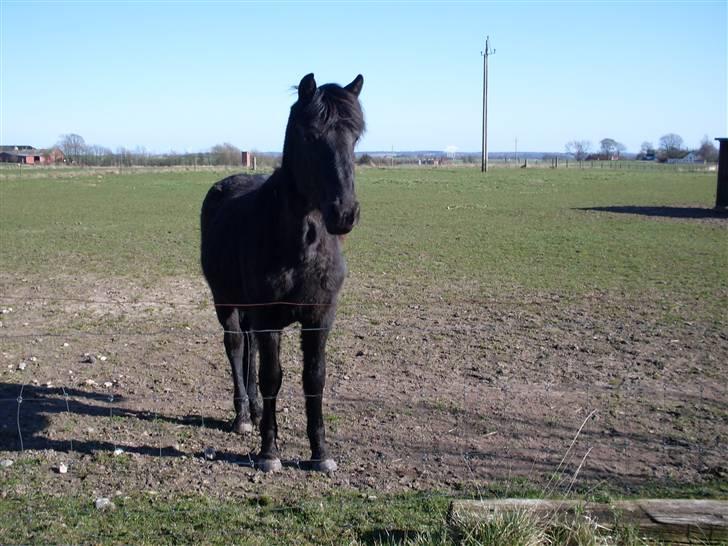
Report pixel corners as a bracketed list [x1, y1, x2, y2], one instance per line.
[667, 151, 702, 164]
[0, 146, 65, 165]
[241, 151, 256, 169]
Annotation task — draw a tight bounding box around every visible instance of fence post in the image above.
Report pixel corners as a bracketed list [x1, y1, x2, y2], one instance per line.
[715, 138, 728, 208]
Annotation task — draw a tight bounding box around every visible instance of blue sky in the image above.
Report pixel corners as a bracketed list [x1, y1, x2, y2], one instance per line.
[2, 1, 726, 153]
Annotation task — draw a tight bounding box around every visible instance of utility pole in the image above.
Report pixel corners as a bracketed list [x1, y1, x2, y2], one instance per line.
[481, 36, 496, 173]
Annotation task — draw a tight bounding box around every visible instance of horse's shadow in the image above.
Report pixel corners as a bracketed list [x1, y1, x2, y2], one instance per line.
[0, 381, 233, 459]
[0, 382, 348, 470]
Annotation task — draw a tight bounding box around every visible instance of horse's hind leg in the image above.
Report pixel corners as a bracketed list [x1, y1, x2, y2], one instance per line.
[217, 306, 253, 434]
[239, 316, 262, 427]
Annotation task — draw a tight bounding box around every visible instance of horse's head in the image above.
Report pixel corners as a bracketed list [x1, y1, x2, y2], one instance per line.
[283, 73, 365, 235]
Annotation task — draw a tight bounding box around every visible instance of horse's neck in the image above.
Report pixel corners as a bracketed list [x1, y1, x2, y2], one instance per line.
[264, 169, 316, 230]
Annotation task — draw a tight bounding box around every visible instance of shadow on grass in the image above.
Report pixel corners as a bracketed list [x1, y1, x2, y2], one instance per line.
[0, 382, 357, 471]
[577, 205, 728, 221]
[358, 529, 431, 544]
[0, 382, 193, 457]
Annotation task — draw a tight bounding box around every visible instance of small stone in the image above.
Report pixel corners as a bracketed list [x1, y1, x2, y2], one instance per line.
[17, 362, 26, 371]
[94, 497, 115, 511]
[103, 382, 113, 388]
[203, 447, 216, 460]
[0, 459, 13, 468]
[58, 463, 68, 474]
[84, 379, 97, 386]
[80, 354, 96, 364]
[98, 355, 108, 361]
[113, 448, 124, 456]
[62, 343, 69, 348]
[29, 356, 38, 362]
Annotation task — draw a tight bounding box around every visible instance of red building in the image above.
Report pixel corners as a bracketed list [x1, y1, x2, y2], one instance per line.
[0, 146, 65, 164]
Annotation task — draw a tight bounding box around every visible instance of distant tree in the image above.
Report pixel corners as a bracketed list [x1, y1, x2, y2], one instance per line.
[697, 135, 719, 162]
[600, 138, 616, 158]
[658, 133, 685, 160]
[134, 146, 149, 167]
[600, 138, 626, 159]
[57, 133, 87, 164]
[86, 144, 105, 166]
[636, 141, 656, 160]
[210, 143, 241, 165]
[640, 141, 655, 154]
[357, 153, 375, 166]
[615, 141, 626, 158]
[565, 140, 591, 161]
[116, 146, 133, 167]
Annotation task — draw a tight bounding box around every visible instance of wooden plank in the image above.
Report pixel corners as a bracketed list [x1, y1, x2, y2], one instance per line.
[449, 499, 728, 544]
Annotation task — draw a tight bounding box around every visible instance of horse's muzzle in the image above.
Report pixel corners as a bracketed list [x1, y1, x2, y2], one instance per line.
[324, 201, 360, 235]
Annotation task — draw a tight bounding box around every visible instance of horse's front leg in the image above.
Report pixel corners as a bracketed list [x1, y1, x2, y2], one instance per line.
[301, 323, 337, 472]
[255, 331, 283, 472]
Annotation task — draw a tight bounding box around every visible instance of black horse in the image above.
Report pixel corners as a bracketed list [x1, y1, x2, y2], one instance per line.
[200, 73, 364, 472]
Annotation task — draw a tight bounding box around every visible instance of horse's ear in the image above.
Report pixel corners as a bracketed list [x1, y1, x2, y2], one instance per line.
[298, 73, 317, 102]
[344, 74, 363, 97]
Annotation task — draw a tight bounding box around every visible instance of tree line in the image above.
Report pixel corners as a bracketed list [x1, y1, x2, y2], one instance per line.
[54, 134, 278, 168]
[565, 134, 719, 162]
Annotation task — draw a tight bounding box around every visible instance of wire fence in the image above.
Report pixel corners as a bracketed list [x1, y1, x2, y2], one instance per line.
[0, 293, 725, 538]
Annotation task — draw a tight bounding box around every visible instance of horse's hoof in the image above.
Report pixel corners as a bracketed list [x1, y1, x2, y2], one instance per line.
[256, 457, 282, 473]
[231, 419, 253, 435]
[250, 412, 262, 428]
[309, 458, 337, 472]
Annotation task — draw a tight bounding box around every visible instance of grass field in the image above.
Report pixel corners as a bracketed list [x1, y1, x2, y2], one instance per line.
[2, 166, 725, 299]
[1, 166, 726, 544]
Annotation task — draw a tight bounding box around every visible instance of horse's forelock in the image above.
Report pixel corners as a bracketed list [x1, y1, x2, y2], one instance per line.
[296, 84, 365, 137]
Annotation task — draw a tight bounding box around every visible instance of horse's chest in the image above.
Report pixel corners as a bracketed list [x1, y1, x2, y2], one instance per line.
[266, 219, 345, 299]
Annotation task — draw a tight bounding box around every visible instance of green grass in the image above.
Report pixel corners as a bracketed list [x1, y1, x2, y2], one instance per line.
[351, 168, 724, 300]
[1, 167, 723, 298]
[0, 492, 450, 545]
[5, 486, 723, 545]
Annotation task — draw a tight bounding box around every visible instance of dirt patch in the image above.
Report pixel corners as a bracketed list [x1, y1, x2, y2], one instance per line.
[1, 274, 726, 501]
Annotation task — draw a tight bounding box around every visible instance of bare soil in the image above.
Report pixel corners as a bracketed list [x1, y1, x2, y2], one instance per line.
[1, 273, 726, 502]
